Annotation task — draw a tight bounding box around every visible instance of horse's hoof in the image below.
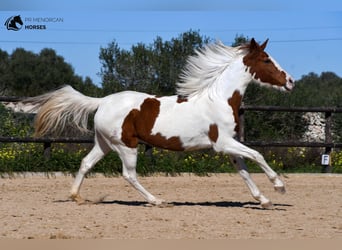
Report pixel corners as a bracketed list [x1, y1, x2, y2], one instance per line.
[70, 194, 85, 205]
[261, 201, 273, 209]
[157, 201, 174, 208]
[146, 199, 174, 208]
[274, 185, 286, 194]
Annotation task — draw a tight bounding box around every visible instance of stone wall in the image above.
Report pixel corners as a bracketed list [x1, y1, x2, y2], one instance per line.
[302, 112, 325, 142]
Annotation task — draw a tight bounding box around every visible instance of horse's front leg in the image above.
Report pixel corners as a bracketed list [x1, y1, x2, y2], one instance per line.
[229, 155, 272, 208]
[218, 138, 285, 192]
[214, 138, 286, 208]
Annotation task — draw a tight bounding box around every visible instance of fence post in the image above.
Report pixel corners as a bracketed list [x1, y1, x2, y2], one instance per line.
[322, 111, 332, 173]
[238, 107, 245, 142]
[43, 142, 51, 160]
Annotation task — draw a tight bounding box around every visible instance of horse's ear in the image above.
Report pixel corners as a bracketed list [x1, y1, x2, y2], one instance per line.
[249, 38, 258, 51]
[260, 39, 269, 50]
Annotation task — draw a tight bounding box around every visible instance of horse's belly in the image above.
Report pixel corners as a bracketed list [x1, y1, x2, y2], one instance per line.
[150, 114, 213, 151]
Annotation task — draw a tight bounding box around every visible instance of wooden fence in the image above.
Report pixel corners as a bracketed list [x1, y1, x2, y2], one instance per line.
[238, 105, 342, 147]
[1, 96, 342, 172]
[238, 105, 342, 172]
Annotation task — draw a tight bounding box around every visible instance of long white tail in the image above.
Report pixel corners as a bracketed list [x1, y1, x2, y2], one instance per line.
[25, 85, 102, 137]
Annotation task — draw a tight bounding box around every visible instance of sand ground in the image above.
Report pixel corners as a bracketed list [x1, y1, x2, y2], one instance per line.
[0, 173, 341, 239]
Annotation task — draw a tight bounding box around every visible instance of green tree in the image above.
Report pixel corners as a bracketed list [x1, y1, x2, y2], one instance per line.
[0, 50, 10, 95]
[99, 30, 210, 95]
[291, 72, 342, 106]
[33, 48, 81, 96]
[1, 47, 97, 97]
[152, 30, 210, 94]
[99, 40, 125, 94]
[231, 34, 250, 47]
[74, 76, 102, 97]
[8, 48, 38, 96]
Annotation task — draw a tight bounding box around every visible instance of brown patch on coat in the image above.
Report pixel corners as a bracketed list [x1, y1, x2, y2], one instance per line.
[121, 109, 140, 148]
[208, 124, 219, 142]
[121, 98, 184, 151]
[227, 91, 243, 133]
[242, 38, 287, 87]
[177, 95, 188, 103]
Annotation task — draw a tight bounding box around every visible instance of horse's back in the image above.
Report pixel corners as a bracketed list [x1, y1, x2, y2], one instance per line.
[97, 90, 152, 115]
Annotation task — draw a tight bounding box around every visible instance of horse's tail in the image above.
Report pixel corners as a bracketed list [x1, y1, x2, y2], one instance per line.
[24, 85, 102, 137]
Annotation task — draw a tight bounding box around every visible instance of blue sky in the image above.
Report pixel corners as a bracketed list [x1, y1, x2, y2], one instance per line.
[1, 1, 342, 87]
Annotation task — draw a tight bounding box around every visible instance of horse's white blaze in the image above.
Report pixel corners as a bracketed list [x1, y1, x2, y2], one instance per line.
[25, 38, 294, 207]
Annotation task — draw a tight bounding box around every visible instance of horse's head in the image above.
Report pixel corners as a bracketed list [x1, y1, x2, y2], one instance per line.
[13, 15, 23, 25]
[243, 38, 294, 91]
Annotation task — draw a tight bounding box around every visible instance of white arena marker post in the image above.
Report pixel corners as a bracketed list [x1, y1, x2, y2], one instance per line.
[321, 153, 332, 173]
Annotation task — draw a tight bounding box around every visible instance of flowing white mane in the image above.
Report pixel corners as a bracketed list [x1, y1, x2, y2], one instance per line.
[176, 41, 246, 98]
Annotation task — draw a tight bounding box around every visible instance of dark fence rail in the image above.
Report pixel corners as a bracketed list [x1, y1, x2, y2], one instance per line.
[241, 105, 342, 113]
[0, 137, 93, 143]
[0, 96, 22, 102]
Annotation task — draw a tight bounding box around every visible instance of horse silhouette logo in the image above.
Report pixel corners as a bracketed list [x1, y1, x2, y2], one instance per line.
[4, 15, 23, 31]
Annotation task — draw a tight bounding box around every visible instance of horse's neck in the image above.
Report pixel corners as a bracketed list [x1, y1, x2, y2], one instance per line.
[213, 58, 251, 101]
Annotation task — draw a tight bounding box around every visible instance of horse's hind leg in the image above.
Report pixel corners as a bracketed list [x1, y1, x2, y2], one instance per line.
[229, 155, 272, 208]
[70, 140, 109, 204]
[116, 145, 165, 205]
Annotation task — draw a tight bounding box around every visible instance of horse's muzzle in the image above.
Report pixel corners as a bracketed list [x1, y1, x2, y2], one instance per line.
[284, 78, 295, 91]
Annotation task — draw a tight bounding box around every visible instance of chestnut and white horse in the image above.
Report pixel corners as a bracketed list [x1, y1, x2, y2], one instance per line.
[27, 38, 294, 208]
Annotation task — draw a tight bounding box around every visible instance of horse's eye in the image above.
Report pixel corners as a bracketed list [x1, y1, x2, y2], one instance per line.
[264, 59, 271, 64]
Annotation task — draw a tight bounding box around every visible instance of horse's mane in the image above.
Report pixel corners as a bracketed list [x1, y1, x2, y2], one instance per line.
[176, 41, 247, 98]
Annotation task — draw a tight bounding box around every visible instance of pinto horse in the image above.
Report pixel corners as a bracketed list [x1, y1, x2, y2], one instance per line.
[27, 38, 294, 208]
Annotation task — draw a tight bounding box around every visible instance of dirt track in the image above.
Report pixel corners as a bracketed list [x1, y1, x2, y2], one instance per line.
[0, 173, 341, 239]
